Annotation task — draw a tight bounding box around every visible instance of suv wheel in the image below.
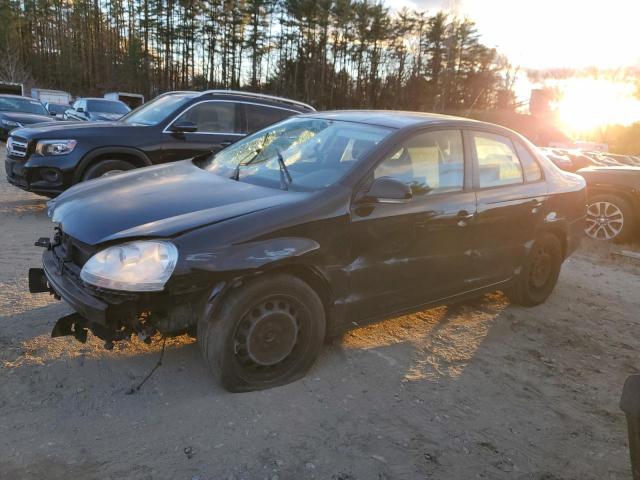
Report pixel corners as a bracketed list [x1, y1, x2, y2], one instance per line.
[507, 232, 562, 307]
[585, 194, 635, 243]
[83, 159, 135, 181]
[197, 273, 325, 392]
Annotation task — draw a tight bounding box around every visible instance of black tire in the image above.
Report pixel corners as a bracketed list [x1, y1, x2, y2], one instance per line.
[586, 194, 636, 243]
[507, 232, 563, 307]
[82, 159, 135, 181]
[197, 273, 326, 392]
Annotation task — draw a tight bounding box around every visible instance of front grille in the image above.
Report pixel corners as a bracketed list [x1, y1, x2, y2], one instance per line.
[7, 136, 29, 159]
[52, 227, 96, 274]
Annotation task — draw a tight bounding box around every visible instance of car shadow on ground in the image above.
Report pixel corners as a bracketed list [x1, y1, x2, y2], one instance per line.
[1, 292, 508, 398]
[0, 284, 633, 479]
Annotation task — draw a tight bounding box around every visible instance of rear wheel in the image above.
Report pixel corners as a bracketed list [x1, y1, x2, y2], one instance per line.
[585, 194, 635, 243]
[197, 273, 325, 392]
[82, 159, 135, 181]
[507, 232, 562, 307]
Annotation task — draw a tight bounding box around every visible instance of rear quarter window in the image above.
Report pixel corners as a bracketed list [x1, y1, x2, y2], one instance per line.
[513, 140, 543, 182]
[245, 104, 298, 133]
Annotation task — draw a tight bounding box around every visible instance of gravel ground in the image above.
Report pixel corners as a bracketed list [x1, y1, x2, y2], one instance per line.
[1, 145, 639, 479]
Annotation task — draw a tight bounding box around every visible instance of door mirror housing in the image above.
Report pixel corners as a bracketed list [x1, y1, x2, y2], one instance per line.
[170, 121, 198, 133]
[360, 177, 412, 204]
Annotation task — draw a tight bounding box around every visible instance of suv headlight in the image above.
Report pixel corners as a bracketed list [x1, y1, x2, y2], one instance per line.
[35, 139, 77, 156]
[1, 119, 20, 128]
[80, 241, 178, 292]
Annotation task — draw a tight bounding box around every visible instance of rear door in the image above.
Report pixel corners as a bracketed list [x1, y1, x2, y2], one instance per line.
[161, 100, 243, 163]
[469, 130, 547, 286]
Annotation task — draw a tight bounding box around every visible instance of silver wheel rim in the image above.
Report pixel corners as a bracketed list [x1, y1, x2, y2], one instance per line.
[585, 201, 624, 240]
[100, 169, 124, 178]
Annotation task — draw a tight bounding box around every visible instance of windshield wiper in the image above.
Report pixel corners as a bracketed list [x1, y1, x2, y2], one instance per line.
[231, 148, 262, 181]
[276, 150, 293, 191]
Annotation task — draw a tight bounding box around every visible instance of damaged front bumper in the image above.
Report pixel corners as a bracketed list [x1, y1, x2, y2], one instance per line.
[29, 248, 135, 346]
[29, 241, 212, 348]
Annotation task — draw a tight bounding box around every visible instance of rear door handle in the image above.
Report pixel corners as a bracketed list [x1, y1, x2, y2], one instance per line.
[530, 199, 544, 213]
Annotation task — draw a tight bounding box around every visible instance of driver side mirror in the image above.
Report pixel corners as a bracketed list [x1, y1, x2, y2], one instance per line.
[170, 121, 198, 133]
[359, 177, 412, 204]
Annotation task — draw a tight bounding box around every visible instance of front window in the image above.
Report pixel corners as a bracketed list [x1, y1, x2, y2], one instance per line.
[0, 97, 48, 116]
[86, 100, 130, 114]
[121, 93, 197, 126]
[374, 129, 464, 196]
[173, 101, 237, 133]
[202, 117, 393, 191]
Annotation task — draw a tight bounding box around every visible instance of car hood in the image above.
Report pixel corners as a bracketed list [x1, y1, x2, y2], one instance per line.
[10, 120, 138, 140]
[48, 160, 305, 245]
[0, 112, 52, 125]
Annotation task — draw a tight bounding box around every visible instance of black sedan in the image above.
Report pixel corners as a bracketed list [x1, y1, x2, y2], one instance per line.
[0, 95, 52, 140]
[29, 111, 587, 392]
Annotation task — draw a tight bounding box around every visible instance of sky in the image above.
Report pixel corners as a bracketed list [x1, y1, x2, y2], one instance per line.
[385, 0, 640, 70]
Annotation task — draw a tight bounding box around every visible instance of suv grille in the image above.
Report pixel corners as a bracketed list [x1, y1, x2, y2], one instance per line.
[7, 136, 29, 159]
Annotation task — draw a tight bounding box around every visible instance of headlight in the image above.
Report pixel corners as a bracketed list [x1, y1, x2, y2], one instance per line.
[80, 241, 178, 292]
[35, 139, 77, 156]
[1, 119, 20, 128]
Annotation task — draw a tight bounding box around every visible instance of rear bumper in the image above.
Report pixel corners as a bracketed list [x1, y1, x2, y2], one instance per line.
[566, 215, 585, 257]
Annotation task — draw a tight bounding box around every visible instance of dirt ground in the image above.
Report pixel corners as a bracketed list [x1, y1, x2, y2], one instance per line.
[1, 145, 639, 480]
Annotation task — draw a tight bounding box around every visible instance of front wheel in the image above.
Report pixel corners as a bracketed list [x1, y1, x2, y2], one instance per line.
[197, 273, 326, 392]
[507, 232, 562, 307]
[82, 159, 135, 181]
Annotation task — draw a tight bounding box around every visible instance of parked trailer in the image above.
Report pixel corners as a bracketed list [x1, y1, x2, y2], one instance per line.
[31, 88, 72, 105]
[0, 82, 24, 96]
[103, 92, 144, 109]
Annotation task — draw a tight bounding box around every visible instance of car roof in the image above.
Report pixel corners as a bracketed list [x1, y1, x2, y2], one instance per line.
[161, 90, 315, 112]
[80, 97, 124, 102]
[301, 110, 484, 129]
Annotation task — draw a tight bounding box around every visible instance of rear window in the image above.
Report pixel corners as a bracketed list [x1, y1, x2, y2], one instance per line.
[473, 132, 524, 188]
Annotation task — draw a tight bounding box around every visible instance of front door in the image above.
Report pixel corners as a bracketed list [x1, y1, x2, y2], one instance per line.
[347, 129, 477, 322]
[161, 100, 244, 163]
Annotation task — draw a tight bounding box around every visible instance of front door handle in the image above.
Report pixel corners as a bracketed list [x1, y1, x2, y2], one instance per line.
[457, 210, 474, 227]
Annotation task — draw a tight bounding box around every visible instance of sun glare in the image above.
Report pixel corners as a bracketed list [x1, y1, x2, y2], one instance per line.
[553, 78, 640, 133]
